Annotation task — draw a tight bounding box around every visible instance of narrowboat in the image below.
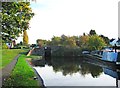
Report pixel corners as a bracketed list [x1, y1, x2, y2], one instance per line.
[82, 45, 120, 68]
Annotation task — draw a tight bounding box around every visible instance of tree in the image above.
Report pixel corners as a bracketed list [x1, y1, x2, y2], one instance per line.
[88, 35, 106, 50]
[36, 39, 43, 47]
[79, 35, 89, 49]
[2, 2, 34, 42]
[60, 34, 68, 46]
[50, 35, 77, 47]
[83, 33, 86, 36]
[60, 35, 77, 47]
[23, 30, 28, 45]
[89, 29, 96, 35]
[66, 36, 77, 47]
[36, 39, 48, 47]
[99, 35, 110, 45]
[51, 36, 61, 46]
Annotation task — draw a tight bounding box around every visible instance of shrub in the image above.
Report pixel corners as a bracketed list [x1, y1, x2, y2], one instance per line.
[52, 46, 82, 57]
[2, 43, 8, 49]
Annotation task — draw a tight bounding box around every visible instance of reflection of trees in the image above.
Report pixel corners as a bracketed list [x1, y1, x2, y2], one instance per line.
[51, 57, 103, 77]
[52, 58, 80, 76]
[80, 63, 103, 78]
[89, 65, 103, 78]
[62, 64, 80, 76]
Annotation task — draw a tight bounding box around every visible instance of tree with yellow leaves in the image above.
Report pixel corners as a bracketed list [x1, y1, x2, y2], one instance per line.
[23, 30, 28, 45]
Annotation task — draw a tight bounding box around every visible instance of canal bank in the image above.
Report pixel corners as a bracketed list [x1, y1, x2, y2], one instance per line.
[0, 54, 21, 88]
[26, 57, 45, 87]
[2, 54, 40, 87]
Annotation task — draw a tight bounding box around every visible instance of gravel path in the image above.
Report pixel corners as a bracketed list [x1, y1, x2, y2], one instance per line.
[0, 54, 21, 87]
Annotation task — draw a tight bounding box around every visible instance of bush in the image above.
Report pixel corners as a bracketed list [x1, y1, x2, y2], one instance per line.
[52, 46, 82, 57]
[2, 43, 8, 49]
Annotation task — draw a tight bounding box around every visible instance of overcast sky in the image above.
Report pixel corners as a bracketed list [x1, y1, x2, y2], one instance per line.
[17, 0, 119, 44]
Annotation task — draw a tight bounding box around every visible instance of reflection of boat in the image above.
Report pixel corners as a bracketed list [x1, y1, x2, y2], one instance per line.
[103, 68, 120, 79]
[103, 68, 120, 88]
[83, 57, 120, 87]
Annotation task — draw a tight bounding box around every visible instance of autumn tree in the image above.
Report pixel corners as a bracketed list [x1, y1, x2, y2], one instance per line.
[50, 35, 78, 47]
[88, 35, 106, 50]
[23, 30, 28, 45]
[79, 35, 89, 49]
[66, 36, 77, 47]
[2, 2, 34, 42]
[60, 35, 77, 47]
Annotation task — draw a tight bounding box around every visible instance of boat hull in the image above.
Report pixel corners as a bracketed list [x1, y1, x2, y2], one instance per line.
[83, 54, 120, 70]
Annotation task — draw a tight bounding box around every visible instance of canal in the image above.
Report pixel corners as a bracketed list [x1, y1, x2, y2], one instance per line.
[31, 57, 120, 87]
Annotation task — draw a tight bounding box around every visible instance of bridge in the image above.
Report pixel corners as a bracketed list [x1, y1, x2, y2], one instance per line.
[29, 46, 61, 56]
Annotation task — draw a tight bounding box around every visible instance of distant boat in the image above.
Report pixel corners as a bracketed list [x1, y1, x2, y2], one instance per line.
[102, 51, 120, 65]
[101, 38, 120, 65]
[102, 45, 120, 66]
[82, 46, 120, 68]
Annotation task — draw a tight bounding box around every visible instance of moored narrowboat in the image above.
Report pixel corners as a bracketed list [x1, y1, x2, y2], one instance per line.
[102, 51, 120, 65]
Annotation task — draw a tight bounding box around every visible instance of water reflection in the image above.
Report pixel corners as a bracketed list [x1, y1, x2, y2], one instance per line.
[32, 57, 103, 77]
[32, 57, 120, 86]
[103, 68, 120, 87]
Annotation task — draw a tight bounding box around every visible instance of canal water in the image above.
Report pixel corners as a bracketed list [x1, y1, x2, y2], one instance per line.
[32, 57, 120, 86]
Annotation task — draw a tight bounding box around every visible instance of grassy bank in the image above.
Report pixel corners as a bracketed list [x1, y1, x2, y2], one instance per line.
[1, 49, 27, 69]
[2, 54, 39, 87]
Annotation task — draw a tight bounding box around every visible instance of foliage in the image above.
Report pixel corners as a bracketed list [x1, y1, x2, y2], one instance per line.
[99, 35, 110, 45]
[49, 35, 77, 47]
[23, 30, 29, 45]
[66, 36, 77, 47]
[60, 34, 68, 46]
[89, 29, 96, 35]
[79, 35, 89, 49]
[2, 2, 34, 42]
[20, 41, 23, 45]
[36, 39, 48, 47]
[52, 46, 82, 57]
[51, 36, 61, 46]
[2, 43, 8, 49]
[88, 35, 106, 51]
[2, 55, 38, 87]
[36, 29, 109, 51]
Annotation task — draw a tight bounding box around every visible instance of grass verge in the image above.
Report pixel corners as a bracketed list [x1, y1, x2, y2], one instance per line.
[2, 54, 38, 87]
[26, 55, 43, 60]
[1, 49, 28, 69]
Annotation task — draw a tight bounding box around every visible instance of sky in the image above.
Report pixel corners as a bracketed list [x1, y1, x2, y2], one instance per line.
[17, 0, 119, 44]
